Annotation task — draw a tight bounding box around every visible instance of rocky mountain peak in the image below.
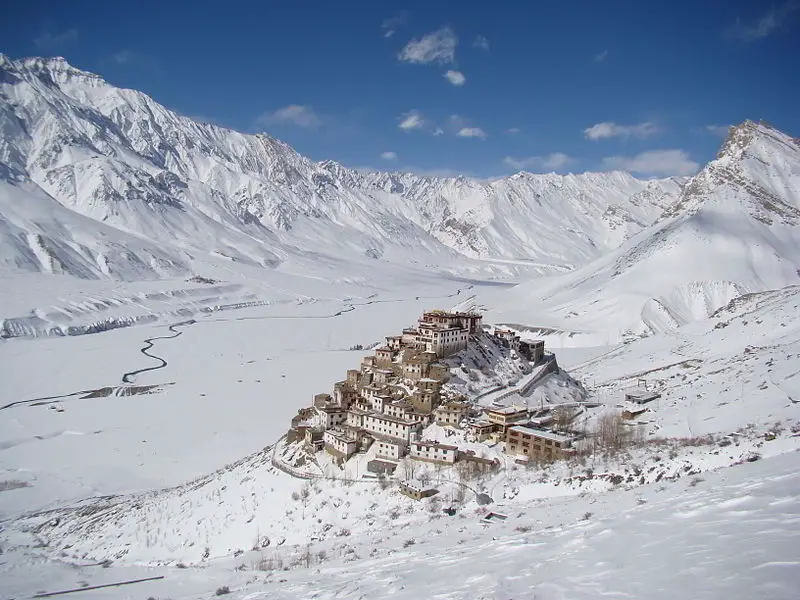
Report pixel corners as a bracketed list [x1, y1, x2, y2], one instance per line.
[661, 120, 799, 224]
[0, 55, 704, 280]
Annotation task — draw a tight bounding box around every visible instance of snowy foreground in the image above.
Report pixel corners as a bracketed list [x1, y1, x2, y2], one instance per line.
[2, 450, 798, 599]
[0, 274, 798, 598]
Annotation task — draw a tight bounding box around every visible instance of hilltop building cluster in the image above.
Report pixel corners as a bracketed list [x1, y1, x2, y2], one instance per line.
[287, 311, 482, 463]
[286, 309, 572, 473]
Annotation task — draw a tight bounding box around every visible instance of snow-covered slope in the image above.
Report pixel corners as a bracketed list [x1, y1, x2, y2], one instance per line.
[0, 54, 681, 281]
[496, 121, 800, 342]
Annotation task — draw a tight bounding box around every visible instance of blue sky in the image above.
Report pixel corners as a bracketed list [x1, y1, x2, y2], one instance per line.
[2, 0, 799, 178]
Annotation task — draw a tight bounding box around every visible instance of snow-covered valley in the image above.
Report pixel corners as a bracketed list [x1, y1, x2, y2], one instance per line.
[1, 54, 799, 599]
[1, 273, 799, 598]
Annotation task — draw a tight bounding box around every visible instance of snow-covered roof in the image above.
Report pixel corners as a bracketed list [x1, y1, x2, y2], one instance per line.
[412, 440, 458, 451]
[437, 401, 469, 411]
[366, 411, 422, 426]
[509, 426, 574, 443]
[372, 434, 406, 446]
[324, 429, 357, 443]
[625, 389, 661, 402]
[486, 405, 528, 415]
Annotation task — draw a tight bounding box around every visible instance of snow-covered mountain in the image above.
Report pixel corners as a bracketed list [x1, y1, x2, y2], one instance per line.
[0, 54, 682, 281]
[496, 120, 800, 341]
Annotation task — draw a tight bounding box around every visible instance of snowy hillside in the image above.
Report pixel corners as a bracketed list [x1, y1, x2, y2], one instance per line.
[495, 121, 800, 342]
[2, 279, 799, 598]
[0, 54, 681, 281]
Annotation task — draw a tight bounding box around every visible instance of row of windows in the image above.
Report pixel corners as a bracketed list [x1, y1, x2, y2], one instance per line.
[510, 441, 556, 453]
[509, 433, 560, 447]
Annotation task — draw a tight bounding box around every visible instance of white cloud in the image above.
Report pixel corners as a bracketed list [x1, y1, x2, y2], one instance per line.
[473, 35, 490, 50]
[705, 124, 731, 137]
[381, 151, 398, 161]
[398, 26, 457, 64]
[505, 127, 521, 135]
[382, 11, 408, 38]
[732, 1, 799, 41]
[399, 110, 425, 131]
[433, 127, 444, 136]
[457, 127, 487, 140]
[503, 153, 575, 171]
[594, 49, 609, 62]
[34, 28, 78, 49]
[584, 121, 660, 140]
[444, 70, 466, 86]
[112, 50, 133, 64]
[601, 149, 699, 176]
[257, 105, 321, 128]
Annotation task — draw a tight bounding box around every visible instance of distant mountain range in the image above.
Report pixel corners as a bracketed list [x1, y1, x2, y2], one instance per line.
[1, 55, 682, 281]
[2, 55, 799, 341]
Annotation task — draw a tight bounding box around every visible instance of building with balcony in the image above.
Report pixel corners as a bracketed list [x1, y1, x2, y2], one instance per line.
[505, 426, 575, 461]
[324, 429, 358, 460]
[485, 406, 529, 430]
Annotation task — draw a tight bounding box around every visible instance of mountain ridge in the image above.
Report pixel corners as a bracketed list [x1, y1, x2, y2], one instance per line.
[496, 119, 800, 341]
[1, 54, 682, 281]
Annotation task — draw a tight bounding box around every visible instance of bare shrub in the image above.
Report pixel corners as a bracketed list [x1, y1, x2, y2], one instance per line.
[215, 586, 231, 596]
[254, 553, 284, 571]
[403, 538, 416, 548]
[553, 406, 577, 433]
[400, 460, 418, 481]
[456, 458, 496, 482]
[300, 484, 311, 501]
[296, 545, 312, 568]
[426, 497, 442, 514]
[596, 412, 627, 452]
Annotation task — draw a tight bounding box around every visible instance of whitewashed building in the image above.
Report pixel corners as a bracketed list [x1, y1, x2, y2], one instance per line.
[418, 322, 469, 357]
[323, 429, 358, 460]
[362, 412, 423, 442]
[410, 440, 458, 464]
[375, 437, 406, 461]
[434, 401, 470, 427]
[315, 404, 347, 429]
[485, 405, 528, 429]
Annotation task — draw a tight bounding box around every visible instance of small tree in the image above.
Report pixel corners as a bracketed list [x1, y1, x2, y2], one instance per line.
[401, 459, 417, 481]
[299, 483, 311, 519]
[553, 406, 577, 433]
[298, 544, 312, 568]
[427, 496, 442, 514]
[596, 412, 626, 452]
